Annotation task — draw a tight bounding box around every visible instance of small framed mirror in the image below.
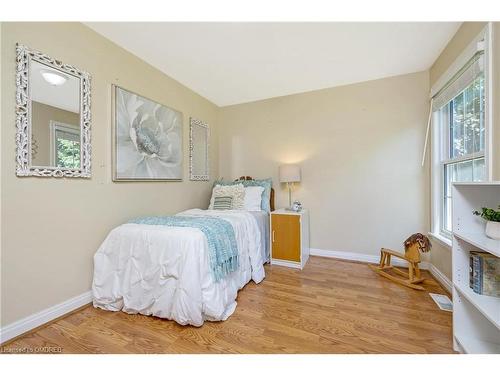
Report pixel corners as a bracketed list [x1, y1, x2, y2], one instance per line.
[189, 117, 209, 181]
[15, 44, 91, 178]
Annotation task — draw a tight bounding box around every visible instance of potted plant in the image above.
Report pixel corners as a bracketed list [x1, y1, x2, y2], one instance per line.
[473, 205, 500, 240]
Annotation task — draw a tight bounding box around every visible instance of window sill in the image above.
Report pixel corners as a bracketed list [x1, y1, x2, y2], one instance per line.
[428, 232, 452, 249]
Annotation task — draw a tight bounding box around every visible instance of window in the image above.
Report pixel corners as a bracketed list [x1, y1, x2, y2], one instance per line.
[439, 73, 485, 234]
[50, 122, 81, 169]
[431, 30, 489, 240]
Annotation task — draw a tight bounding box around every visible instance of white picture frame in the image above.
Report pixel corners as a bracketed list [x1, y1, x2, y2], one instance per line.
[112, 85, 183, 181]
[189, 117, 209, 181]
[15, 43, 92, 178]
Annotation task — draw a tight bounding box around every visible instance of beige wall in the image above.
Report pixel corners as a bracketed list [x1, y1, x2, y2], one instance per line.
[31, 101, 80, 166]
[1, 22, 219, 326]
[428, 22, 500, 281]
[218, 71, 431, 257]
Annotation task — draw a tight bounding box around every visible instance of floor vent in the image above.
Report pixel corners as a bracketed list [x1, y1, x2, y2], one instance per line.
[429, 293, 453, 312]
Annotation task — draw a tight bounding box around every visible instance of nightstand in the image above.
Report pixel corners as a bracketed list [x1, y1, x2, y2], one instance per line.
[270, 209, 310, 269]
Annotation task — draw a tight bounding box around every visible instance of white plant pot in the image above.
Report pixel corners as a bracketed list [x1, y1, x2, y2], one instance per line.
[485, 221, 500, 240]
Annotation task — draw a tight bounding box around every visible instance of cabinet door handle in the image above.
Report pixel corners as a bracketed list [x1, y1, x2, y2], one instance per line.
[272, 230, 275, 243]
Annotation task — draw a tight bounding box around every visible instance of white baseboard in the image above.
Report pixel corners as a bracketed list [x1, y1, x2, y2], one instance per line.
[310, 248, 429, 269]
[428, 264, 452, 293]
[0, 290, 92, 344]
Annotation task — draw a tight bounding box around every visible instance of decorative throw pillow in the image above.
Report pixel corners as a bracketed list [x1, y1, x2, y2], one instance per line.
[244, 186, 264, 211]
[216, 178, 272, 212]
[213, 196, 233, 210]
[209, 183, 245, 210]
[242, 178, 272, 212]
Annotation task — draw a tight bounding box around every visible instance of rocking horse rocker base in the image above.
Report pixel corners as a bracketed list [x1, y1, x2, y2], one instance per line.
[369, 249, 426, 290]
[369, 234, 432, 291]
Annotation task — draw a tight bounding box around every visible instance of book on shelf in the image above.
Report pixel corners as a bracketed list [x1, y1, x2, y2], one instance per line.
[469, 251, 500, 297]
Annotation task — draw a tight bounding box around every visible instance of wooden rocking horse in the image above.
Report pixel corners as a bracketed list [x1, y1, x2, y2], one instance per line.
[369, 233, 432, 290]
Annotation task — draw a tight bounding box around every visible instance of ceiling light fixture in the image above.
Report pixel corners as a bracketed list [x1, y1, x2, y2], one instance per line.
[40, 69, 68, 86]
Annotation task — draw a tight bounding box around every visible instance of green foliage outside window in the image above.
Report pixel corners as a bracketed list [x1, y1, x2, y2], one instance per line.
[450, 74, 484, 158]
[56, 138, 80, 169]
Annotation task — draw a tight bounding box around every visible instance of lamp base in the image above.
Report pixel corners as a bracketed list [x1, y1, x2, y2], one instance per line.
[285, 183, 302, 211]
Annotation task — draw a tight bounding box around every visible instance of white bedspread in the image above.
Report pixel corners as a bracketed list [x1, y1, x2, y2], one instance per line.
[92, 209, 265, 326]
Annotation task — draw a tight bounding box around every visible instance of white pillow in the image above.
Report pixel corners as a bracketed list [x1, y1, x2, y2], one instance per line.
[243, 186, 264, 211]
[209, 184, 245, 210]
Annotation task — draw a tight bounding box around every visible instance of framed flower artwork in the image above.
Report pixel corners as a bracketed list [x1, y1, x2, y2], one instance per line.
[112, 86, 183, 181]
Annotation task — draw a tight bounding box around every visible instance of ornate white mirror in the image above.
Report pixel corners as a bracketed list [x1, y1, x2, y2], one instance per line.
[16, 44, 91, 178]
[189, 117, 209, 181]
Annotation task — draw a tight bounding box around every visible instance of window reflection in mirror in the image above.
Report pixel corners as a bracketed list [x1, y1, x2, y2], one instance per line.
[30, 60, 81, 169]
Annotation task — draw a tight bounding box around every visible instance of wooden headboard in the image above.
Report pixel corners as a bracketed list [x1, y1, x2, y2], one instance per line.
[235, 176, 275, 212]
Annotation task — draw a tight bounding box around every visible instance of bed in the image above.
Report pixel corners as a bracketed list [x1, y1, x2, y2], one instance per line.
[92, 177, 274, 326]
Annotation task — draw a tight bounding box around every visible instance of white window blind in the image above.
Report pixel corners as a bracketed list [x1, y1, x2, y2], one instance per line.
[432, 51, 484, 111]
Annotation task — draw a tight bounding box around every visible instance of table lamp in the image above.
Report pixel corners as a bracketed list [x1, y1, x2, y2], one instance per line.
[279, 164, 301, 210]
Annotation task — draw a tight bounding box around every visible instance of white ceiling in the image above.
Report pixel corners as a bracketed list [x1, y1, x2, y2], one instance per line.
[86, 22, 460, 107]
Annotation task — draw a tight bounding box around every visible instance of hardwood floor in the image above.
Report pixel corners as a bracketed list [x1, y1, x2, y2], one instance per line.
[1, 257, 454, 354]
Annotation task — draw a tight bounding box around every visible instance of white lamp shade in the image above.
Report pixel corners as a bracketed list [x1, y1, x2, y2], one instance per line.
[279, 164, 301, 183]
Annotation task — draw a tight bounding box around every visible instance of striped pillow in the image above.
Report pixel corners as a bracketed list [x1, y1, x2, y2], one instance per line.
[208, 183, 245, 210]
[213, 196, 233, 210]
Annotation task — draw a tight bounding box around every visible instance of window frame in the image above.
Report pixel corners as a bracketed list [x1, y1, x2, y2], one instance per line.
[430, 24, 492, 244]
[441, 85, 486, 236]
[49, 120, 81, 169]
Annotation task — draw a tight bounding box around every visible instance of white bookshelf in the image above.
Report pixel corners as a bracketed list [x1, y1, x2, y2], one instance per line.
[452, 182, 500, 354]
[453, 232, 500, 256]
[454, 335, 500, 354]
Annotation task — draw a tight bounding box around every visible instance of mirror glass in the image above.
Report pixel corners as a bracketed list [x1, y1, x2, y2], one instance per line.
[190, 118, 209, 180]
[30, 60, 81, 169]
